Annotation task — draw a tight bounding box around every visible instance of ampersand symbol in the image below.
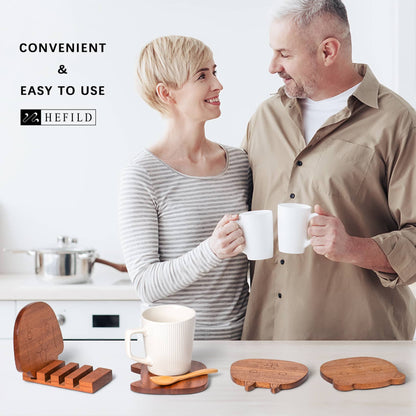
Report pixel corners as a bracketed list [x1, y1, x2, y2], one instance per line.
[58, 65, 67, 74]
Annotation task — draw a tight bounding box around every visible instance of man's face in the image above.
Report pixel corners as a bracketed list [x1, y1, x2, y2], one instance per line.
[269, 18, 321, 99]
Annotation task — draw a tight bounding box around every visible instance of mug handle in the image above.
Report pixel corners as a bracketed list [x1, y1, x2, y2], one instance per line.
[125, 328, 153, 366]
[304, 213, 319, 248]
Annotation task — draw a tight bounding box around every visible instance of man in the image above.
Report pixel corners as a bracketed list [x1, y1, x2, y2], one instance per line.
[242, 0, 416, 340]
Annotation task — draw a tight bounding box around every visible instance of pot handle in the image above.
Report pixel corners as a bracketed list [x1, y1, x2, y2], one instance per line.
[94, 258, 127, 273]
[2, 248, 36, 256]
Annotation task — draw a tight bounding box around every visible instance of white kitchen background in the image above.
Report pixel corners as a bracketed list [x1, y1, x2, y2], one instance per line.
[1, 0, 415, 274]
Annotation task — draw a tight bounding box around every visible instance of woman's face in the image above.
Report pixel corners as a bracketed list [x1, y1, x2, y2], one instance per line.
[170, 59, 223, 123]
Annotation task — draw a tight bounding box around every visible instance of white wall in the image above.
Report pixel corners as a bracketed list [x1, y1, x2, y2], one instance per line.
[1, 0, 415, 274]
[345, 0, 416, 107]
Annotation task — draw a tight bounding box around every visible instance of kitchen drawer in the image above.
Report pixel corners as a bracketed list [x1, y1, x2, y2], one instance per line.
[16, 300, 142, 340]
[0, 301, 16, 339]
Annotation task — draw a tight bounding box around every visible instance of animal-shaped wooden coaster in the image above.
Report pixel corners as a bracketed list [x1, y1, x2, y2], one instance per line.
[130, 360, 209, 394]
[14, 302, 112, 393]
[230, 359, 308, 393]
[320, 356, 405, 391]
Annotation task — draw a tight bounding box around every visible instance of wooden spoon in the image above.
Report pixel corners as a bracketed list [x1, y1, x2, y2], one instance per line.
[150, 368, 218, 386]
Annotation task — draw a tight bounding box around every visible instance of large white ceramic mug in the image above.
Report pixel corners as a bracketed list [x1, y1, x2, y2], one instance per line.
[125, 304, 195, 376]
[277, 203, 318, 254]
[238, 210, 273, 260]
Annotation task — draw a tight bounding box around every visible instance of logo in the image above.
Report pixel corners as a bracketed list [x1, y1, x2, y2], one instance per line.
[20, 109, 96, 126]
[20, 109, 41, 125]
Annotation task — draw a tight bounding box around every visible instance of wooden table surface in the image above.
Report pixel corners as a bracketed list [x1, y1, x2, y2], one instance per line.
[1, 340, 415, 416]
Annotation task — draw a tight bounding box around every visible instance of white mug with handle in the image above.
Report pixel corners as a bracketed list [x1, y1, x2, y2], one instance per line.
[277, 203, 318, 254]
[125, 304, 195, 376]
[237, 210, 274, 260]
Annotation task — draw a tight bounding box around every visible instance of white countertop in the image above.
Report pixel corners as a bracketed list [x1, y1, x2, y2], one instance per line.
[2, 273, 415, 302]
[0, 273, 138, 300]
[1, 339, 415, 416]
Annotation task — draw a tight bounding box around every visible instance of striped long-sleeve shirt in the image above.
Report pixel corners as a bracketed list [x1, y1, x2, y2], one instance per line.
[119, 145, 251, 340]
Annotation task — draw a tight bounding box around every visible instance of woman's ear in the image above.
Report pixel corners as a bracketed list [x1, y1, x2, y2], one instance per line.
[156, 83, 175, 104]
[319, 37, 341, 67]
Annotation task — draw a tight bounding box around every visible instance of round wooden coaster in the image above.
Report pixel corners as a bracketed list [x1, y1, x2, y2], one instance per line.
[130, 360, 208, 395]
[320, 356, 405, 391]
[230, 358, 308, 393]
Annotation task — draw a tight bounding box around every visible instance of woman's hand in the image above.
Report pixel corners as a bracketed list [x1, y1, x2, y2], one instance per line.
[209, 214, 245, 259]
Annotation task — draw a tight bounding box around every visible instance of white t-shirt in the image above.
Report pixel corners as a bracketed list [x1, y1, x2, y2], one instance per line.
[300, 83, 361, 144]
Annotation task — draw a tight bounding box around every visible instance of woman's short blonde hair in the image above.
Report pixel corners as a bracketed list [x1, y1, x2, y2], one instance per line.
[137, 36, 213, 115]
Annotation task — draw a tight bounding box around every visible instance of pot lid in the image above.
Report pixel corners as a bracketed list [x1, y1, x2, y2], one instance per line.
[38, 236, 96, 254]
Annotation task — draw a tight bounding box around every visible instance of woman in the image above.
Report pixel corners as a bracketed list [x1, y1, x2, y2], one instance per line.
[119, 36, 251, 340]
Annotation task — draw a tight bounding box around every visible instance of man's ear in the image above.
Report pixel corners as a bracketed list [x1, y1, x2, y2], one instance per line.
[156, 83, 175, 104]
[319, 37, 341, 66]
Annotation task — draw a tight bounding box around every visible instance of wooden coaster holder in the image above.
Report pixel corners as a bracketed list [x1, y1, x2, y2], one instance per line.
[14, 302, 112, 393]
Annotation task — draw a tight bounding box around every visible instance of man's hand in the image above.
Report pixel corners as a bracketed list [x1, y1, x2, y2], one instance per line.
[308, 205, 395, 273]
[308, 204, 355, 262]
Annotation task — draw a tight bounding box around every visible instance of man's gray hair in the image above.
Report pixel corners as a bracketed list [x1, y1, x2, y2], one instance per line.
[271, 0, 350, 40]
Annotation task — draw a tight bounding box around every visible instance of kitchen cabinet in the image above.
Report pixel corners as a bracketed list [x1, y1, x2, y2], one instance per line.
[0, 301, 15, 339]
[15, 300, 142, 340]
[0, 274, 142, 340]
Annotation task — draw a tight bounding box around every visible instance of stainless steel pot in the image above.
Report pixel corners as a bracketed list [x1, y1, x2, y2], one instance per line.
[5, 236, 127, 284]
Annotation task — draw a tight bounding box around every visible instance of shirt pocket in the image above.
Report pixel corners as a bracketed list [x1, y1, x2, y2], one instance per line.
[313, 139, 375, 200]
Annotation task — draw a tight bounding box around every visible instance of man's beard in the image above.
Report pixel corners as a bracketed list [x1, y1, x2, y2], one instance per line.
[284, 83, 308, 99]
[279, 71, 316, 99]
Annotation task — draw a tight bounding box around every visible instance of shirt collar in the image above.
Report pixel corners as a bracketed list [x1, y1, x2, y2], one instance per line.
[276, 63, 380, 110]
[351, 64, 379, 109]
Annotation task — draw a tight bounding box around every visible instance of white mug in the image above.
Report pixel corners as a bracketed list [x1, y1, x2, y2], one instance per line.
[125, 304, 195, 376]
[277, 203, 318, 254]
[238, 210, 273, 260]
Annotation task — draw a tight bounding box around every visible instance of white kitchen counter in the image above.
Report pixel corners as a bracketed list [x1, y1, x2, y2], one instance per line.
[1, 340, 415, 416]
[0, 273, 138, 300]
[2, 273, 414, 301]
[0, 275, 143, 340]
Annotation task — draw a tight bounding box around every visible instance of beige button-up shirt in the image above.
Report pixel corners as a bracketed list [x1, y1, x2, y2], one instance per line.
[242, 64, 416, 340]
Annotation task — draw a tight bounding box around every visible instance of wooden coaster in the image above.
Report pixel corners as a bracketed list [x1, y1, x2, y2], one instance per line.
[14, 301, 64, 377]
[14, 302, 112, 393]
[230, 359, 308, 393]
[130, 360, 208, 395]
[320, 356, 405, 391]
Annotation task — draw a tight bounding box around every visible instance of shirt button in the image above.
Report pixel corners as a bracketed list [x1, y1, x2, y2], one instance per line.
[296, 160, 303, 166]
[280, 259, 285, 265]
[278, 293, 283, 299]
[290, 193, 295, 199]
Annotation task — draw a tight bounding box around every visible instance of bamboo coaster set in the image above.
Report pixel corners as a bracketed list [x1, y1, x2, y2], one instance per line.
[13, 302, 112, 393]
[13, 302, 406, 396]
[231, 357, 405, 393]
